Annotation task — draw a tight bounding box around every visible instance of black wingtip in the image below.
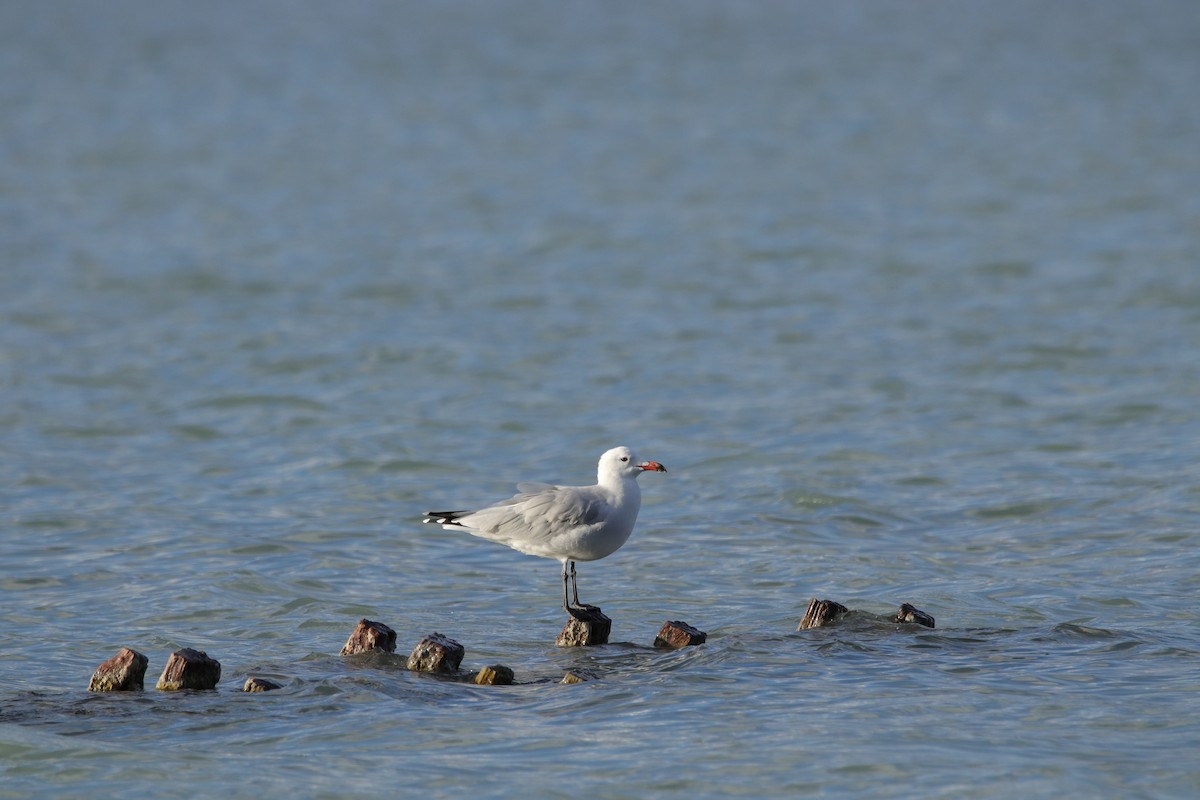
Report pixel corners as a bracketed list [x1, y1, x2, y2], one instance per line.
[423, 511, 469, 526]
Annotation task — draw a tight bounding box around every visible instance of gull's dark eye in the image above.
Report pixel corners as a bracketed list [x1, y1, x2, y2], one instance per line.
[620, 456, 629, 462]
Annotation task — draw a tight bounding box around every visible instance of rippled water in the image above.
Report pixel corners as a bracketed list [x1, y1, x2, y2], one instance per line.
[3, 1, 1199, 797]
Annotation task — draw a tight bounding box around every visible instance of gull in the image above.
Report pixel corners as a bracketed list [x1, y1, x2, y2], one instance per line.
[423, 446, 667, 613]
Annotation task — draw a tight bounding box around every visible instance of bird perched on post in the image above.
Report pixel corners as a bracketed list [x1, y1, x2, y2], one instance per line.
[424, 446, 667, 612]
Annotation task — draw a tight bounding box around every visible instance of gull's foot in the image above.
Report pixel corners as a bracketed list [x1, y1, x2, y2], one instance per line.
[566, 603, 601, 620]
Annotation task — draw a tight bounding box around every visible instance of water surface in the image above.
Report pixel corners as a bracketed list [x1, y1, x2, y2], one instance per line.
[2, 1, 1199, 797]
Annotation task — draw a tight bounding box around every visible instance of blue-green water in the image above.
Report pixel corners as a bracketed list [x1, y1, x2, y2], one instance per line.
[2, 1, 1199, 797]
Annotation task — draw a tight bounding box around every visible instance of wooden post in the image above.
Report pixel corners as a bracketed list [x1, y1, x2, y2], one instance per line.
[893, 603, 935, 628]
[797, 598, 849, 630]
[243, 677, 283, 692]
[557, 606, 611, 647]
[88, 647, 149, 692]
[156, 648, 221, 691]
[654, 620, 707, 649]
[407, 633, 464, 673]
[472, 665, 515, 686]
[340, 618, 397, 656]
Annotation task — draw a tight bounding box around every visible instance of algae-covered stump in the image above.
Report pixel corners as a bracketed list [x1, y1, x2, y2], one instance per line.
[654, 620, 707, 649]
[893, 603, 936, 628]
[797, 598, 849, 630]
[88, 647, 149, 692]
[557, 606, 611, 647]
[340, 618, 398, 656]
[156, 648, 221, 691]
[473, 665, 515, 686]
[407, 633, 464, 673]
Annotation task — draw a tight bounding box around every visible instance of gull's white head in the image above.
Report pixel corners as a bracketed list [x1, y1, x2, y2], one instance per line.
[598, 446, 668, 483]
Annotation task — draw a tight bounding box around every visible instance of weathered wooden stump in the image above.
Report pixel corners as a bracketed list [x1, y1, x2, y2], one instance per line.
[243, 677, 283, 692]
[88, 647, 149, 692]
[340, 618, 397, 656]
[557, 606, 611, 647]
[561, 668, 598, 684]
[797, 598, 849, 630]
[156, 648, 221, 691]
[893, 603, 936, 628]
[407, 633, 464, 673]
[473, 665, 515, 686]
[654, 620, 707, 649]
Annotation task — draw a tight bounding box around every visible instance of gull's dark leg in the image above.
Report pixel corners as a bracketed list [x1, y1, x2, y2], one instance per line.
[561, 561, 571, 611]
[570, 561, 581, 608]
